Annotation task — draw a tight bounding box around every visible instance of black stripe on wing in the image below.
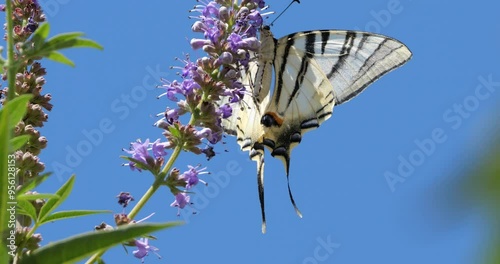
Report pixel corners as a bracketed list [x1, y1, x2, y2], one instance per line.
[336, 36, 411, 105]
[274, 33, 296, 106]
[352, 33, 369, 59]
[286, 33, 316, 108]
[320, 31, 330, 55]
[326, 31, 355, 79]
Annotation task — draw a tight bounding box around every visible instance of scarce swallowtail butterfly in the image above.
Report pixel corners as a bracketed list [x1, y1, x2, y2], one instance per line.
[222, 25, 412, 233]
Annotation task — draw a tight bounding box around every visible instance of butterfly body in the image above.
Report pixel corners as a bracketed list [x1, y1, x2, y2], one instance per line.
[223, 26, 412, 233]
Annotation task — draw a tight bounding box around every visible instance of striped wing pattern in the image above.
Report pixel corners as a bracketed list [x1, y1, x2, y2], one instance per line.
[224, 26, 412, 233]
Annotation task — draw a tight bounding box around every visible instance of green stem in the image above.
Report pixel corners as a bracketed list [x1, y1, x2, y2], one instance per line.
[160, 141, 184, 177]
[127, 104, 196, 220]
[128, 144, 182, 220]
[86, 115, 195, 263]
[85, 148, 184, 264]
[6, 0, 16, 104]
[4, 1, 21, 261]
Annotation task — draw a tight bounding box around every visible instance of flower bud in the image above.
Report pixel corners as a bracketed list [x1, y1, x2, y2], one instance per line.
[191, 21, 206, 32]
[190, 38, 212, 50]
[202, 44, 216, 53]
[219, 6, 229, 22]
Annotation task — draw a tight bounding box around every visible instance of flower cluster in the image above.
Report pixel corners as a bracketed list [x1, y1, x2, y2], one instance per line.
[155, 0, 267, 153]
[124, 1, 268, 220]
[1, 0, 49, 256]
[168, 165, 209, 215]
[123, 139, 170, 173]
[95, 193, 161, 263]
[1, 0, 44, 41]
[1, 1, 49, 181]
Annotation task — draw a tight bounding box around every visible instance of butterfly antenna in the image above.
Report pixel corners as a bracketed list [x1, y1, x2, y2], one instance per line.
[269, 0, 301, 27]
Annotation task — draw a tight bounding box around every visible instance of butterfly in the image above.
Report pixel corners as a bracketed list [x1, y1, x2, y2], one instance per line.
[222, 25, 412, 233]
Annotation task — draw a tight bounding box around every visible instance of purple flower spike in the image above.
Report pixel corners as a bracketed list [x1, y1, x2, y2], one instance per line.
[133, 238, 161, 263]
[153, 0, 269, 174]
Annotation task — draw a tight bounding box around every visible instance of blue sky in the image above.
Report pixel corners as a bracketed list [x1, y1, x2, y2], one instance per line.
[27, 0, 499, 263]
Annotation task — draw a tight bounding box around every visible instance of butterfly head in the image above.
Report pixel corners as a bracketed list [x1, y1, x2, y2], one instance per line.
[259, 25, 274, 40]
[257, 27, 276, 61]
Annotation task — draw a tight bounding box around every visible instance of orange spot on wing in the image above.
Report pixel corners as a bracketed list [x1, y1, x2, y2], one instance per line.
[265, 112, 284, 126]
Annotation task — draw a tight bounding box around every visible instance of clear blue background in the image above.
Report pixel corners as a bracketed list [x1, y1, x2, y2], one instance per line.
[28, 0, 499, 263]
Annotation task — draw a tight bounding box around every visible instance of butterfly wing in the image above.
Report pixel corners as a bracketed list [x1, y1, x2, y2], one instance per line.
[223, 28, 411, 233]
[221, 50, 273, 233]
[303, 30, 412, 105]
[262, 29, 412, 173]
[257, 29, 411, 218]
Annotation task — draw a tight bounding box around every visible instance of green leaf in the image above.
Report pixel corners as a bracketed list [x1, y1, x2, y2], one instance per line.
[32, 23, 50, 40]
[10, 134, 30, 150]
[19, 221, 183, 264]
[45, 51, 74, 67]
[38, 175, 75, 222]
[17, 200, 37, 221]
[21, 25, 102, 67]
[169, 125, 181, 138]
[16, 173, 51, 196]
[0, 93, 10, 247]
[44, 33, 102, 51]
[41, 32, 84, 51]
[0, 94, 33, 131]
[0, 95, 32, 241]
[69, 38, 103, 50]
[17, 193, 59, 201]
[30, 23, 50, 48]
[40, 210, 112, 224]
[47, 32, 84, 42]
